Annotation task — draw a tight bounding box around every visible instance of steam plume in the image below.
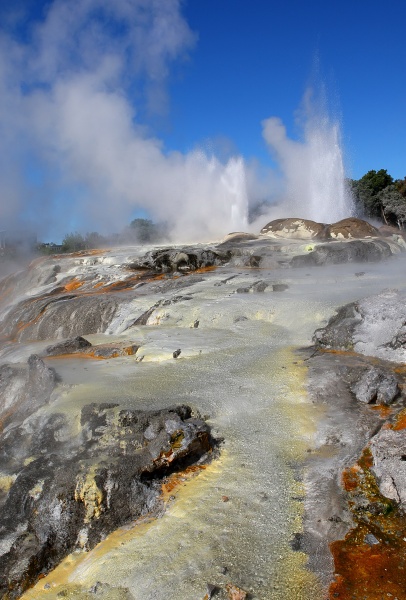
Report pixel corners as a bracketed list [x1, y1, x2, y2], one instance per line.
[0, 0, 248, 242]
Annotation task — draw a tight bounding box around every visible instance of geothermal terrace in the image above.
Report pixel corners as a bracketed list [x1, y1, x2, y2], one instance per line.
[0, 218, 406, 600]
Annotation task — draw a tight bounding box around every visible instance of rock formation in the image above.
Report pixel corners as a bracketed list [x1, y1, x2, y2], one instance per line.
[0, 217, 405, 599]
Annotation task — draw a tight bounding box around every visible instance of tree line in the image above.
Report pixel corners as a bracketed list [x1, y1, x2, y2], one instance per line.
[349, 170, 406, 229]
[40, 218, 168, 254]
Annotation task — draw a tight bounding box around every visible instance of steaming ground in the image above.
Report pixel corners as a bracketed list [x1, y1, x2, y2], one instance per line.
[0, 238, 403, 599]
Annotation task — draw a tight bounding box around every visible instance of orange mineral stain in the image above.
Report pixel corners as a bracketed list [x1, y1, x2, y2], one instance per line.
[329, 528, 406, 599]
[329, 447, 406, 599]
[63, 278, 84, 292]
[391, 408, 406, 431]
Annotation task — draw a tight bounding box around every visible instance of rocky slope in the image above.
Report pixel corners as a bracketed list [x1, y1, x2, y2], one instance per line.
[0, 217, 406, 599]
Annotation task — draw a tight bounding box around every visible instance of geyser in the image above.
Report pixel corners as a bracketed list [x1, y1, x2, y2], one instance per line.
[262, 89, 355, 224]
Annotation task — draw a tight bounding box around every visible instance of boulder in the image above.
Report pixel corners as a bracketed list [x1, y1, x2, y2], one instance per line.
[369, 428, 406, 507]
[291, 239, 392, 267]
[326, 218, 379, 239]
[348, 366, 399, 405]
[0, 403, 214, 598]
[313, 289, 406, 362]
[44, 335, 92, 356]
[260, 218, 326, 239]
[126, 246, 232, 273]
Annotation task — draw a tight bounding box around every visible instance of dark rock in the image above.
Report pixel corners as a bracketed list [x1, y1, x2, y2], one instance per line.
[272, 283, 289, 292]
[386, 327, 406, 350]
[260, 218, 326, 239]
[42, 265, 62, 286]
[291, 239, 392, 268]
[126, 246, 231, 273]
[313, 303, 362, 351]
[290, 532, 304, 551]
[252, 281, 268, 292]
[90, 343, 140, 359]
[0, 403, 214, 598]
[326, 218, 380, 239]
[173, 349, 181, 359]
[44, 336, 92, 356]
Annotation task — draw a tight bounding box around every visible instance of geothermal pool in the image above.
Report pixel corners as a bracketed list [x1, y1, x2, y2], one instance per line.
[1, 246, 405, 599]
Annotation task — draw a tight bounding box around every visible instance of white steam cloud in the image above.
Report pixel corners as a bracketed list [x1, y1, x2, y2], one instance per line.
[0, 0, 248, 242]
[0, 1, 353, 243]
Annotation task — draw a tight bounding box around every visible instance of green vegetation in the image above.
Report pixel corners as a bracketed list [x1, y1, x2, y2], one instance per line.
[350, 169, 406, 228]
[38, 218, 168, 255]
[61, 231, 107, 252]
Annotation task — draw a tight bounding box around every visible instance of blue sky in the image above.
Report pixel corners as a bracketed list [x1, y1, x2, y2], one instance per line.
[169, 0, 406, 180]
[0, 0, 405, 240]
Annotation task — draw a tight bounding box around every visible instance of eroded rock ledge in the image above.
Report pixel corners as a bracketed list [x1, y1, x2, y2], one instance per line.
[0, 383, 215, 599]
[304, 290, 406, 598]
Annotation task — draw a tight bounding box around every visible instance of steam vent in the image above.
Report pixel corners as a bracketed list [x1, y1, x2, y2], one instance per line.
[1, 217, 406, 599]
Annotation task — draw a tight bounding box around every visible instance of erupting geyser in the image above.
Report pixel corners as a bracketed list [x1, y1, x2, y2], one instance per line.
[262, 89, 355, 224]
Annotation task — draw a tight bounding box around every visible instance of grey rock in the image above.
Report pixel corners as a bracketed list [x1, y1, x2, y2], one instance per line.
[0, 355, 58, 429]
[0, 294, 119, 342]
[272, 283, 289, 292]
[364, 533, 380, 546]
[314, 289, 406, 362]
[126, 246, 231, 273]
[0, 403, 214, 598]
[350, 367, 399, 405]
[369, 428, 406, 507]
[313, 302, 362, 351]
[291, 240, 392, 268]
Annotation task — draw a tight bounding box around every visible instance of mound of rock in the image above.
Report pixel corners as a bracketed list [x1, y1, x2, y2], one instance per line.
[260, 217, 382, 242]
[221, 232, 258, 243]
[126, 246, 232, 273]
[326, 218, 380, 239]
[0, 402, 214, 598]
[260, 218, 326, 239]
[44, 335, 92, 356]
[290, 239, 392, 267]
[313, 289, 406, 362]
[0, 293, 119, 342]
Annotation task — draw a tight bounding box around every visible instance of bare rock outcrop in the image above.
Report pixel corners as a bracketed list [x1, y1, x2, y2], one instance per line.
[0, 402, 215, 598]
[325, 217, 380, 239]
[0, 355, 58, 430]
[291, 239, 392, 267]
[260, 218, 326, 239]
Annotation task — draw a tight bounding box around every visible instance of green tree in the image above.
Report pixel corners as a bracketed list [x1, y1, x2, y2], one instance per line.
[351, 169, 394, 218]
[84, 231, 106, 249]
[395, 177, 406, 198]
[61, 232, 86, 252]
[377, 185, 406, 229]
